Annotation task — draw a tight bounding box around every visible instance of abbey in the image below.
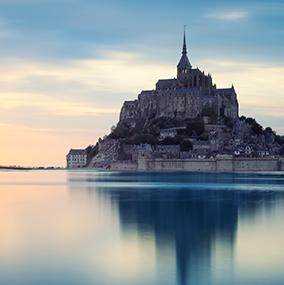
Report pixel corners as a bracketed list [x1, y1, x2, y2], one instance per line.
[120, 32, 239, 127]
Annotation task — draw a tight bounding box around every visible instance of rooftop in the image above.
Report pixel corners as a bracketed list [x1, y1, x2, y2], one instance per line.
[67, 149, 87, 155]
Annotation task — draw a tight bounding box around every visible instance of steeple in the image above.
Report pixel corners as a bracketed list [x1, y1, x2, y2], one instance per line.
[182, 28, 187, 55]
[177, 27, 192, 80]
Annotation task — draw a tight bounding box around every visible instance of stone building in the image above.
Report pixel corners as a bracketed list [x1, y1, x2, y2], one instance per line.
[119, 32, 239, 128]
[66, 149, 88, 168]
[159, 127, 186, 140]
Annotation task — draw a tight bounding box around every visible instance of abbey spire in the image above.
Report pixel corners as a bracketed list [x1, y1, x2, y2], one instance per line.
[182, 29, 187, 55]
[177, 28, 192, 79]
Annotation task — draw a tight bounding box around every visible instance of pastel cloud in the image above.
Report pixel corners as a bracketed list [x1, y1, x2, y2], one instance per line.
[207, 10, 249, 21]
[0, 53, 172, 166]
[200, 59, 284, 131]
[0, 51, 283, 167]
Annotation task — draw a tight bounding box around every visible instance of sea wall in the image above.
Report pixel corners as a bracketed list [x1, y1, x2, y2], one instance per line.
[110, 161, 138, 171]
[233, 158, 280, 172]
[138, 157, 283, 172]
[147, 159, 216, 171]
[280, 158, 284, 171]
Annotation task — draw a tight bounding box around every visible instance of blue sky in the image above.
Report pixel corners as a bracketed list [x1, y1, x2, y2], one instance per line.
[0, 0, 283, 62]
[0, 0, 284, 166]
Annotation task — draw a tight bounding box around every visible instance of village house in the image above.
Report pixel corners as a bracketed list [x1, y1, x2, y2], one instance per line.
[159, 128, 178, 140]
[66, 149, 88, 169]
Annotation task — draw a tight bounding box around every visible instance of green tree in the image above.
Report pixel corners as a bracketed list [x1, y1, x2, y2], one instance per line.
[109, 123, 131, 139]
[275, 135, 284, 145]
[245, 117, 263, 135]
[180, 140, 193, 151]
[186, 119, 205, 136]
[132, 134, 158, 145]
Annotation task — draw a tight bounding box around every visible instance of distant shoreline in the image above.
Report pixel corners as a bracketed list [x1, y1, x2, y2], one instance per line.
[0, 166, 33, 170]
[0, 166, 65, 170]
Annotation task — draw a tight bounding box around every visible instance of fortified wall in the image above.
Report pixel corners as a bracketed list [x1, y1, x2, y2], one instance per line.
[125, 157, 283, 172]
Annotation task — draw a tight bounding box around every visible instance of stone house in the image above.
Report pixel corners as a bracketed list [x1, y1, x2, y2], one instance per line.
[66, 149, 88, 169]
[154, 145, 181, 159]
[159, 128, 178, 140]
[245, 145, 253, 157]
[193, 140, 211, 151]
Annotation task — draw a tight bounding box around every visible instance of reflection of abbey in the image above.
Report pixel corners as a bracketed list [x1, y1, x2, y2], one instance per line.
[120, 32, 239, 127]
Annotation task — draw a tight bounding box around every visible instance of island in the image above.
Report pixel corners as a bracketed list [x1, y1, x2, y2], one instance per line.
[67, 32, 284, 172]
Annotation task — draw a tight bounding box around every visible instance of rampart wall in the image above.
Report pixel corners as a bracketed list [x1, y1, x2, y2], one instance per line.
[137, 157, 283, 172]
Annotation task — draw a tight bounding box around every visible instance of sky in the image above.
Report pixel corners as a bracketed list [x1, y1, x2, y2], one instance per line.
[0, 0, 284, 167]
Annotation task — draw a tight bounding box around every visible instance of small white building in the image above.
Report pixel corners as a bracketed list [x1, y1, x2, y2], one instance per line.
[66, 149, 88, 169]
[257, 150, 270, 157]
[234, 150, 241, 157]
[245, 145, 253, 157]
[193, 141, 211, 151]
[159, 128, 177, 140]
[159, 127, 186, 140]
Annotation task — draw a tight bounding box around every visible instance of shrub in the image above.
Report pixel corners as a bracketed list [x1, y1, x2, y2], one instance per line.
[275, 135, 284, 145]
[131, 134, 158, 145]
[199, 132, 209, 141]
[180, 140, 193, 151]
[160, 137, 180, 145]
[186, 119, 205, 136]
[109, 123, 131, 139]
[245, 117, 263, 135]
[85, 144, 99, 162]
[148, 125, 160, 136]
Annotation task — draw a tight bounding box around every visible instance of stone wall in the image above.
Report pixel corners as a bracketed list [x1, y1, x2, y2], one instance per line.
[137, 157, 283, 172]
[217, 158, 233, 172]
[119, 85, 239, 127]
[233, 158, 280, 172]
[281, 158, 284, 171]
[110, 161, 138, 171]
[146, 158, 216, 171]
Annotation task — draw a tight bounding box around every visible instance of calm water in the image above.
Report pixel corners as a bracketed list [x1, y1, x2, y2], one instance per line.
[0, 170, 284, 285]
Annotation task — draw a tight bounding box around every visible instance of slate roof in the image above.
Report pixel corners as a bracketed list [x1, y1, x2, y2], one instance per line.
[68, 149, 87, 156]
[177, 53, 192, 69]
[156, 79, 178, 89]
[177, 31, 192, 69]
[214, 88, 235, 96]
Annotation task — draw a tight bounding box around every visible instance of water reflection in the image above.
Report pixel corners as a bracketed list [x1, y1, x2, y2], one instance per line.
[68, 171, 284, 285]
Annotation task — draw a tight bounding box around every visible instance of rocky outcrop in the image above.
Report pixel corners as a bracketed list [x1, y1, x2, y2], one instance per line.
[88, 139, 120, 169]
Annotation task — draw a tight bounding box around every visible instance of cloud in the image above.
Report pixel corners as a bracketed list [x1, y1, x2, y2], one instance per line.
[0, 52, 172, 166]
[207, 10, 249, 21]
[0, 51, 172, 98]
[200, 58, 284, 132]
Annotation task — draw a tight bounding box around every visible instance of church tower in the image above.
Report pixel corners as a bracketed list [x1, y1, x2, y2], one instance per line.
[177, 29, 192, 82]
